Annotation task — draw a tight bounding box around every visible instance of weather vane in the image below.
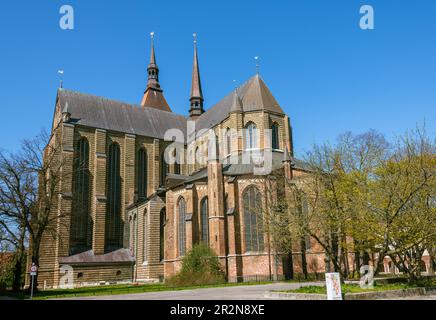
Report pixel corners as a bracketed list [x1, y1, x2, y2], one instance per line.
[57, 69, 64, 88]
[254, 56, 260, 74]
[193, 32, 197, 44]
[150, 31, 155, 44]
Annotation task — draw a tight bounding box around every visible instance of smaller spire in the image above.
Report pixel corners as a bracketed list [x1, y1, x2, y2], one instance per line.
[146, 31, 160, 89]
[140, 32, 171, 112]
[62, 102, 71, 122]
[230, 88, 243, 113]
[189, 32, 204, 119]
[149, 32, 156, 67]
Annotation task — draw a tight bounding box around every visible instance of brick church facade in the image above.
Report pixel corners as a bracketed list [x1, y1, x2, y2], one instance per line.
[36, 37, 326, 289]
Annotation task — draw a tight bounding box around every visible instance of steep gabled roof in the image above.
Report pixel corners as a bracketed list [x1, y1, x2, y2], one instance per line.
[195, 74, 284, 131]
[57, 89, 186, 139]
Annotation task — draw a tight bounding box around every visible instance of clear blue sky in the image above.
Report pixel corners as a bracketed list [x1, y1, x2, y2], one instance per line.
[0, 0, 435, 157]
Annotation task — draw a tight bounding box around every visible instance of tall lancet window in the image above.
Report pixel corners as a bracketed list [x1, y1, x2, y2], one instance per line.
[245, 122, 259, 150]
[159, 208, 166, 262]
[105, 142, 122, 252]
[271, 123, 280, 150]
[136, 148, 148, 200]
[143, 209, 148, 262]
[129, 214, 137, 255]
[200, 197, 209, 245]
[243, 186, 264, 252]
[226, 127, 231, 156]
[178, 197, 186, 256]
[174, 149, 181, 175]
[160, 151, 169, 187]
[70, 138, 92, 255]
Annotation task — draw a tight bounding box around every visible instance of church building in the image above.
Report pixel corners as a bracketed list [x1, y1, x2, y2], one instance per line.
[37, 35, 322, 289]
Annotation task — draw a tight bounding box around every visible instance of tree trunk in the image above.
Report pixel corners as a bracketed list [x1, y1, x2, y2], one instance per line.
[300, 238, 308, 280]
[29, 237, 41, 293]
[354, 250, 361, 278]
[12, 226, 27, 292]
[12, 250, 24, 292]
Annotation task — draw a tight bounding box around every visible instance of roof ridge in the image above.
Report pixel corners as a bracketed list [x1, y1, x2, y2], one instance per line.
[59, 88, 138, 107]
[59, 88, 184, 118]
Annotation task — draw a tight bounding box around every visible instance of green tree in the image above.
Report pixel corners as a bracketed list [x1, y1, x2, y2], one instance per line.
[166, 243, 226, 286]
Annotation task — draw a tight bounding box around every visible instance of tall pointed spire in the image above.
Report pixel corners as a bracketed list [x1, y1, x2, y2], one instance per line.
[140, 32, 171, 112]
[145, 32, 160, 90]
[149, 33, 156, 66]
[189, 33, 204, 119]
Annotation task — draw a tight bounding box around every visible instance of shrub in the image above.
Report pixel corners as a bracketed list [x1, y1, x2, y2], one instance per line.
[0, 254, 15, 292]
[166, 243, 226, 286]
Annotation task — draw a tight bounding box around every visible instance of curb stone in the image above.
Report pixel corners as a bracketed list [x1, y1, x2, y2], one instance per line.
[266, 287, 431, 300]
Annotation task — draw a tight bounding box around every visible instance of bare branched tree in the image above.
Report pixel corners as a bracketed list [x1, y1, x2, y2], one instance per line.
[0, 129, 68, 291]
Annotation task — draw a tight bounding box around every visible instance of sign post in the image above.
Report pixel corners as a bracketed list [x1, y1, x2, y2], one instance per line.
[29, 263, 38, 299]
[325, 272, 342, 300]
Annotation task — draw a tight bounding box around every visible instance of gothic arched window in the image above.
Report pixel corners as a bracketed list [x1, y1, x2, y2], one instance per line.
[159, 208, 166, 262]
[226, 127, 231, 155]
[160, 151, 169, 187]
[243, 186, 264, 252]
[195, 146, 200, 171]
[245, 122, 258, 150]
[129, 214, 137, 255]
[200, 197, 209, 245]
[70, 137, 92, 255]
[105, 142, 122, 252]
[178, 197, 186, 256]
[136, 148, 148, 200]
[271, 122, 280, 150]
[143, 209, 148, 262]
[174, 149, 181, 175]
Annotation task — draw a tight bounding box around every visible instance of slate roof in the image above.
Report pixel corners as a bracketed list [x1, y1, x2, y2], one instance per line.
[57, 73, 285, 144]
[174, 151, 310, 185]
[195, 74, 285, 131]
[57, 89, 186, 139]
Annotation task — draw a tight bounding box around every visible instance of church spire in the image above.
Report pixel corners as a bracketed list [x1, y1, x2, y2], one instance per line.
[189, 33, 204, 119]
[146, 32, 160, 90]
[141, 32, 171, 112]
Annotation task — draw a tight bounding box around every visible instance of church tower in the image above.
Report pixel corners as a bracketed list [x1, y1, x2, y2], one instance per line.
[141, 32, 172, 112]
[189, 33, 204, 119]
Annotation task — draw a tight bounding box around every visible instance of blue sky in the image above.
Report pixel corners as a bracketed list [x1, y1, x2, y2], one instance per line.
[0, 0, 435, 157]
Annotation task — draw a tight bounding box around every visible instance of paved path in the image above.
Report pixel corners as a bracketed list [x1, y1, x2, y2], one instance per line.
[43, 282, 436, 300]
[55, 282, 323, 300]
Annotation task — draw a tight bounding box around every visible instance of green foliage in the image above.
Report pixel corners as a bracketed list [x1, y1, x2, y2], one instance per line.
[285, 126, 436, 283]
[166, 243, 226, 286]
[285, 282, 421, 294]
[0, 255, 16, 291]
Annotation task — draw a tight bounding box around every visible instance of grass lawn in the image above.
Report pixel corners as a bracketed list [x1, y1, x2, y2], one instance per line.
[278, 280, 436, 295]
[3, 280, 284, 300]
